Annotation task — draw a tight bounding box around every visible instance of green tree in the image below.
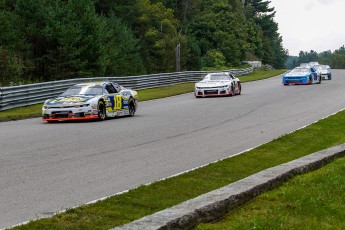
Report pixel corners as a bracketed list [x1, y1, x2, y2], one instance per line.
[0, 8, 26, 85]
[186, 0, 247, 68]
[244, 0, 287, 68]
[246, 18, 264, 59]
[104, 14, 146, 76]
[335, 45, 345, 55]
[134, 0, 184, 73]
[14, 0, 110, 80]
[0, 46, 24, 86]
[201, 49, 227, 70]
[331, 53, 345, 68]
[318, 50, 332, 65]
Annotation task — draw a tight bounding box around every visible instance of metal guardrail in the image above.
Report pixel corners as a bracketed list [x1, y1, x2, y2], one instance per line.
[0, 68, 252, 111]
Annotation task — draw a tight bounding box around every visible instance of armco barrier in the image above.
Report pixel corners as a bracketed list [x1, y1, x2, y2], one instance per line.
[0, 68, 252, 111]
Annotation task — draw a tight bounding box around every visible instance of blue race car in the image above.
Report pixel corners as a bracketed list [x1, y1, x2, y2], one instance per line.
[282, 66, 321, 85]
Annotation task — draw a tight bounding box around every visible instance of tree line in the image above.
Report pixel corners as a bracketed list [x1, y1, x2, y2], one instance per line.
[286, 45, 345, 69]
[0, 0, 287, 86]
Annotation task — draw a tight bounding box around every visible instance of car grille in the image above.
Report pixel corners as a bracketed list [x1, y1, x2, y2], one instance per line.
[74, 112, 85, 118]
[284, 77, 304, 83]
[50, 111, 86, 118]
[204, 90, 218, 95]
[53, 111, 69, 118]
[286, 80, 302, 83]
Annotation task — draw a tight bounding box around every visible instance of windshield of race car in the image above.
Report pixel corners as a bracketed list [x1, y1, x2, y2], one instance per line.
[205, 74, 230, 81]
[291, 68, 309, 73]
[61, 85, 103, 96]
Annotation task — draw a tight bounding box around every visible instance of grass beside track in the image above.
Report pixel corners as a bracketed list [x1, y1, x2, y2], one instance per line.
[198, 156, 345, 230]
[11, 72, 345, 229]
[0, 69, 285, 122]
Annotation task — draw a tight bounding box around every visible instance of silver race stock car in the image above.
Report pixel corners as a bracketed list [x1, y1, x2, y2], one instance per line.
[195, 72, 241, 98]
[42, 81, 138, 122]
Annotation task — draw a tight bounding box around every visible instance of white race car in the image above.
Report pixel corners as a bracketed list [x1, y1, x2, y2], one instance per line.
[319, 65, 332, 80]
[195, 72, 241, 97]
[42, 81, 138, 122]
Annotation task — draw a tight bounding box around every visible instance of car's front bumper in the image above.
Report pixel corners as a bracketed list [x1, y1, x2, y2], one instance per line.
[42, 106, 99, 121]
[282, 76, 310, 85]
[195, 87, 233, 97]
[321, 73, 332, 80]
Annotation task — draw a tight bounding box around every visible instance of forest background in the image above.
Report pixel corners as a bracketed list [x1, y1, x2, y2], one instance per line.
[1, 0, 288, 86]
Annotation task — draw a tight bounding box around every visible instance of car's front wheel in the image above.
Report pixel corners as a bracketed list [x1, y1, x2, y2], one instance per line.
[230, 83, 235, 96]
[317, 75, 322, 84]
[237, 82, 241, 95]
[309, 75, 313, 84]
[98, 100, 106, 121]
[128, 98, 136, 116]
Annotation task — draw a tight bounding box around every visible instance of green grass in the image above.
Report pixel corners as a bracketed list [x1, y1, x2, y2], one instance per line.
[239, 69, 286, 83]
[197, 157, 345, 230]
[0, 103, 43, 122]
[12, 103, 345, 229]
[0, 69, 285, 122]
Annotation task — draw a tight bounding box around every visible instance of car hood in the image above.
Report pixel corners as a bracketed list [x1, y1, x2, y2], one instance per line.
[45, 95, 97, 105]
[196, 80, 231, 87]
[285, 71, 309, 77]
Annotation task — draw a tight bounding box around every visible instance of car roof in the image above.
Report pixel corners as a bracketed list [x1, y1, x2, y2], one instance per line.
[207, 72, 230, 76]
[74, 82, 110, 87]
[293, 67, 310, 71]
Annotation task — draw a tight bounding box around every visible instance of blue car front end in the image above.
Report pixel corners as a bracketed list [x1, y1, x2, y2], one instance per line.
[282, 73, 310, 85]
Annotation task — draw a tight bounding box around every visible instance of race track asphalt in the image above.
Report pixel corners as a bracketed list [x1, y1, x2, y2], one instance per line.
[1, 70, 345, 228]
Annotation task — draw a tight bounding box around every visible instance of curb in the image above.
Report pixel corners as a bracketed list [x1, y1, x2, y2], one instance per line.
[113, 143, 345, 230]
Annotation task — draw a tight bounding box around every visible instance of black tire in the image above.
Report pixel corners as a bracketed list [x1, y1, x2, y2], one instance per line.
[128, 98, 136, 116]
[317, 75, 322, 84]
[97, 100, 106, 121]
[237, 82, 241, 95]
[309, 75, 313, 84]
[230, 83, 235, 96]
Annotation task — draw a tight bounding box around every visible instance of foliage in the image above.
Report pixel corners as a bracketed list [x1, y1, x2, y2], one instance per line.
[0, 46, 24, 86]
[0, 0, 288, 86]
[285, 56, 299, 69]
[244, 0, 288, 68]
[201, 50, 227, 70]
[103, 14, 146, 76]
[286, 45, 345, 69]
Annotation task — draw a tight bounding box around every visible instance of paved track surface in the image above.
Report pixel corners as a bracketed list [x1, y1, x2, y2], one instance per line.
[1, 70, 345, 228]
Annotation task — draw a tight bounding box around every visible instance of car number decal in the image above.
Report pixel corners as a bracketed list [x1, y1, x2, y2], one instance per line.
[115, 95, 122, 109]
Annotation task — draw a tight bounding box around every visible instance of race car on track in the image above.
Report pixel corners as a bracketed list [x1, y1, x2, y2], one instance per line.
[319, 65, 332, 80]
[282, 66, 321, 85]
[42, 81, 138, 122]
[194, 72, 241, 97]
